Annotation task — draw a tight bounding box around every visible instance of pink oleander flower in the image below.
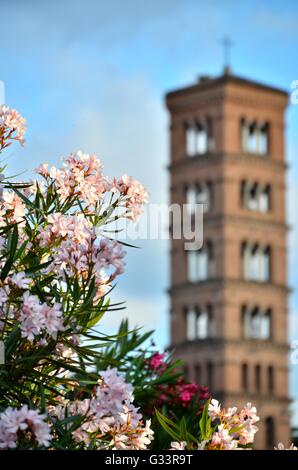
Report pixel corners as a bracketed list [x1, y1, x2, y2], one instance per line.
[49, 367, 154, 450]
[94, 271, 110, 300]
[54, 342, 76, 359]
[178, 383, 198, 405]
[208, 398, 221, 419]
[148, 353, 166, 371]
[38, 212, 126, 283]
[0, 105, 27, 150]
[0, 405, 51, 449]
[7, 272, 32, 289]
[0, 190, 26, 227]
[239, 402, 259, 423]
[52, 236, 125, 282]
[275, 442, 298, 450]
[224, 406, 238, 419]
[238, 422, 258, 445]
[199, 385, 210, 401]
[18, 292, 64, 342]
[97, 367, 134, 413]
[0, 234, 5, 250]
[170, 441, 187, 450]
[0, 287, 9, 305]
[114, 174, 149, 221]
[47, 151, 111, 207]
[207, 400, 259, 449]
[35, 163, 49, 177]
[38, 212, 93, 247]
[110, 417, 154, 450]
[41, 303, 64, 339]
[211, 424, 238, 450]
[98, 238, 126, 276]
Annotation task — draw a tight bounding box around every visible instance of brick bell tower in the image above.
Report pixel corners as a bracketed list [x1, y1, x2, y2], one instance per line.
[166, 69, 290, 449]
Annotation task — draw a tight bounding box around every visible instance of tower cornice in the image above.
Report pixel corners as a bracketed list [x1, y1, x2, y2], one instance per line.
[166, 73, 288, 102]
[200, 214, 289, 231]
[168, 278, 291, 296]
[168, 152, 287, 172]
[170, 337, 289, 353]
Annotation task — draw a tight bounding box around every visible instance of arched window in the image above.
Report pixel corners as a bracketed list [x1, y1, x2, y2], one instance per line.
[262, 246, 271, 282]
[265, 417, 275, 449]
[242, 243, 271, 282]
[197, 182, 212, 212]
[197, 123, 208, 154]
[247, 183, 259, 211]
[186, 185, 197, 211]
[186, 182, 212, 214]
[186, 119, 214, 157]
[248, 122, 258, 153]
[197, 309, 208, 339]
[242, 305, 272, 340]
[251, 307, 261, 338]
[186, 308, 197, 341]
[250, 244, 259, 280]
[197, 249, 208, 280]
[242, 363, 248, 391]
[259, 185, 270, 212]
[241, 119, 269, 155]
[186, 125, 197, 157]
[255, 364, 261, 393]
[260, 309, 271, 339]
[241, 181, 271, 213]
[187, 250, 197, 283]
[186, 306, 214, 341]
[187, 249, 207, 282]
[206, 117, 215, 151]
[259, 123, 269, 155]
[187, 242, 215, 282]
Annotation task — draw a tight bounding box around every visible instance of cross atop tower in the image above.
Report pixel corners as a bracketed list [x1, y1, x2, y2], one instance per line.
[221, 35, 233, 73]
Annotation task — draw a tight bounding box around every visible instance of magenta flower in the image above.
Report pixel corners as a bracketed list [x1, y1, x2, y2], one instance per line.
[148, 353, 166, 371]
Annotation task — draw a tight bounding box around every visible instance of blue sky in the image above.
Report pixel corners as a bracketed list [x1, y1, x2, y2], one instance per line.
[1, 0, 298, 424]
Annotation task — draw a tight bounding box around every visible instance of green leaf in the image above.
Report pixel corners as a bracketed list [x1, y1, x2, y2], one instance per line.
[155, 409, 180, 441]
[1, 224, 18, 280]
[199, 399, 212, 440]
[6, 183, 35, 209]
[179, 417, 188, 442]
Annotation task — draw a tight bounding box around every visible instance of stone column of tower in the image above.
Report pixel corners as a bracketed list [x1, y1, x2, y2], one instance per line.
[166, 71, 290, 449]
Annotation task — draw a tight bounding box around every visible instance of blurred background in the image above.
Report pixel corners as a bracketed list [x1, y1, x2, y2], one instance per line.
[0, 0, 297, 431]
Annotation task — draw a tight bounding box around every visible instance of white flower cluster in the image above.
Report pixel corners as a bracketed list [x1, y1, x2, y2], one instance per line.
[49, 368, 154, 450]
[0, 405, 51, 449]
[207, 399, 260, 449]
[0, 273, 64, 342]
[39, 212, 126, 283]
[0, 105, 26, 147]
[170, 399, 260, 451]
